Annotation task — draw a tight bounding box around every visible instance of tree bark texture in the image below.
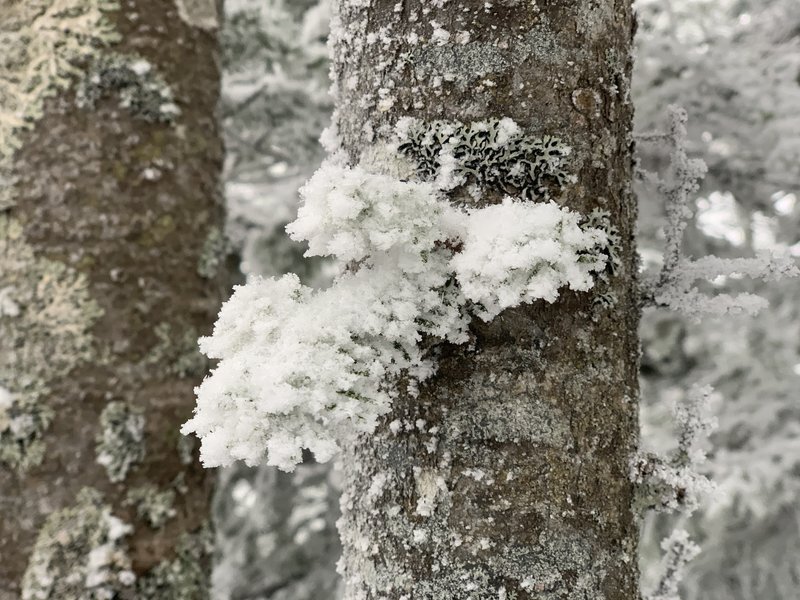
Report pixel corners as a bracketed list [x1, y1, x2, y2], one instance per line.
[0, 0, 226, 597]
[332, 1, 641, 599]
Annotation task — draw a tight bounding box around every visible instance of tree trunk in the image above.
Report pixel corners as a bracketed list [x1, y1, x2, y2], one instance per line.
[0, 1, 226, 598]
[331, 2, 641, 598]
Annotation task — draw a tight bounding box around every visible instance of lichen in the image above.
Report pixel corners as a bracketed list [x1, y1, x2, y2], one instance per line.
[584, 209, 622, 278]
[197, 225, 227, 279]
[126, 485, 177, 529]
[95, 401, 145, 483]
[0, 0, 119, 208]
[76, 54, 181, 123]
[144, 322, 207, 378]
[395, 117, 575, 200]
[0, 215, 102, 472]
[174, 0, 219, 31]
[21, 488, 135, 600]
[0, 389, 52, 472]
[136, 526, 212, 599]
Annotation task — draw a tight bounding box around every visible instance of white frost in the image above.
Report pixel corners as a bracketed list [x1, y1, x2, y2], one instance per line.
[453, 199, 608, 320]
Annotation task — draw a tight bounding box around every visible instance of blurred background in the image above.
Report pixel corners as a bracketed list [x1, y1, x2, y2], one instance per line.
[213, 1, 800, 598]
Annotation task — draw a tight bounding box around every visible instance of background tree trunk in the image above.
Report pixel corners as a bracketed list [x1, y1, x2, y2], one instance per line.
[0, 1, 227, 597]
[331, 2, 641, 598]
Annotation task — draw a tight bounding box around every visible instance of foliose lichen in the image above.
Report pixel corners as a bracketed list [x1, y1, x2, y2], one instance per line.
[126, 484, 177, 529]
[0, 215, 102, 472]
[76, 54, 181, 124]
[21, 488, 135, 600]
[95, 401, 145, 483]
[584, 209, 622, 277]
[395, 117, 575, 200]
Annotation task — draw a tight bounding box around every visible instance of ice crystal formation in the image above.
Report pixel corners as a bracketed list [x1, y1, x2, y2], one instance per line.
[184, 119, 616, 471]
[646, 529, 701, 600]
[639, 106, 798, 318]
[631, 384, 718, 516]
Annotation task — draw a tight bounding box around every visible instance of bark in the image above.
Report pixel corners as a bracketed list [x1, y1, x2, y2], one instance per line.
[331, 2, 640, 599]
[0, 1, 227, 598]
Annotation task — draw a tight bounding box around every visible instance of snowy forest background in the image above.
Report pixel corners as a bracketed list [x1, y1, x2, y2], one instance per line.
[211, 0, 800, 599]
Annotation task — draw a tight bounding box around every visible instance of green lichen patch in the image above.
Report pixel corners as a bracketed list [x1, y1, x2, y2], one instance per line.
[76, 54, 181, 123]
[137, 526, 212, 599]
[95, 401, 145, 483]
[21, 488, 135, 600]
[197, 225, 227, 279]
[143, 322, 207, 378]
[0, 0, 119, 207]
[396, 118, 575, 200]
[126, 485, 177, 529]
[0, 215, 102, 472]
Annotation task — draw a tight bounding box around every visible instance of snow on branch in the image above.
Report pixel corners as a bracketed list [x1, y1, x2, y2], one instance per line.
[639, 105, 799, 319]
[184, 118, 618, 470]
[631, 385, 718, 515]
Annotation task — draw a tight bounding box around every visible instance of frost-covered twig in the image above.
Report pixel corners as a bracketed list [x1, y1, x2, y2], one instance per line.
[645, 529, 701, 600]
[656, 106, 708, 286]
[631, 385, 718, 515]
[638, 106, 799, 317]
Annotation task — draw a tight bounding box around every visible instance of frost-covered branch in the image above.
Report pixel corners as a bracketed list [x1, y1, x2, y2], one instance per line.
[645, 529, 701, 600]
[631, 385, 718, 515]
[184, 119, 617, 470]
[639, 106, 799, 318]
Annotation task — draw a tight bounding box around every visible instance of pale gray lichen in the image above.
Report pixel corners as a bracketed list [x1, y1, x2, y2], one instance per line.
[95, 401, 145, 483]
[136, 526, 212, 599]
[197, 225, 227, 279]
[0, 215, 102, 472]
[144, 322, 207, 378]
[126, 484, 177, 529]
[339, 434, 616, 599]
[0, 0, 119, 208]
[174, 0, 219, 31]
[396, 118, 575, 200]
[410, 21, 564, 90]
[0, 391, 53, 472]
[21, 488, 135, 600]
[584, 209, 622, 278]
[76, 54, 181, 123]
